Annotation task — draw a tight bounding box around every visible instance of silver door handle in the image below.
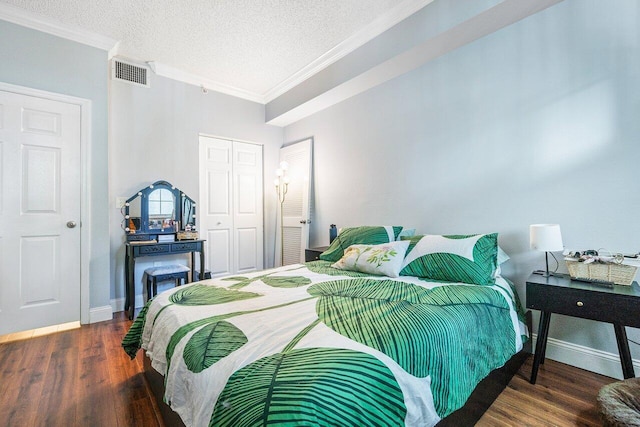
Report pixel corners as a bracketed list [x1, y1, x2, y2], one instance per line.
[300, 219, 311, 224]
[66, 221, 77, 228]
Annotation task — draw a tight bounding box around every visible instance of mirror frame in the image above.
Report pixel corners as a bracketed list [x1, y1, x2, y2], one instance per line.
[123, 180, 196, 239]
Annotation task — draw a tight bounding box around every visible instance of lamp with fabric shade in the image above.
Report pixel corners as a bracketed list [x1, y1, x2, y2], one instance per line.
[530, 224, 564, 277]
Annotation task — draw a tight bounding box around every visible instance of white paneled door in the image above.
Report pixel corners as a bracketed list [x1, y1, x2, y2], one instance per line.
[0, 89, 81, 335]
[278, 138, 312, 266]
[199, 135, 263, 277]
[233, 142, 264, 274]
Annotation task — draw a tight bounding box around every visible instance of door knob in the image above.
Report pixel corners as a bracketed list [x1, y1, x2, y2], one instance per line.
[300, 219, 311, 224]
[66, 221, 77, 228]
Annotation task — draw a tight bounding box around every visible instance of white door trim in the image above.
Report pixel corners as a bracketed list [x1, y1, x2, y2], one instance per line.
[0, 81, 92, 325]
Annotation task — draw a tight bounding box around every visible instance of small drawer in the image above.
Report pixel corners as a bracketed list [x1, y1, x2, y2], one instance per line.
[171, 242, 199, 252]
[138, 245, 171, 255]
[527, 281, 639, 325]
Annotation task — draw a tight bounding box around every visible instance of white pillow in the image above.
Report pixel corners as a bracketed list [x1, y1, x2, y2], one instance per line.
[331, 240, 410, 278]
[497, 247, 510, 264]
[397, 228, 416, 240]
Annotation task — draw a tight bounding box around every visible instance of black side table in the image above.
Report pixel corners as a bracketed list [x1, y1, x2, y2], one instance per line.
[305, 246, 329, 262]
[526, 273, 640, 384]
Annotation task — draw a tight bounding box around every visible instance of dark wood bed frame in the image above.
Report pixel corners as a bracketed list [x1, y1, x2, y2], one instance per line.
[143, 311, 533, 427]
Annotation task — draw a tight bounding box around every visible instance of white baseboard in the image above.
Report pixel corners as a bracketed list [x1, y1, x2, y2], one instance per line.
[533, 334, 640, 380]
[89, 305, 113, 324]
[111, 295, 145, 314]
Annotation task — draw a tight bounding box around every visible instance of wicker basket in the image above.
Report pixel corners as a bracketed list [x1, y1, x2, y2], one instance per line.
[566, 260, 637, 286]
[177, 231, 199, 240]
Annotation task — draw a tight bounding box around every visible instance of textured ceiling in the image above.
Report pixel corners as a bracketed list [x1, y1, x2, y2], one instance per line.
[1, 0, 422, 98]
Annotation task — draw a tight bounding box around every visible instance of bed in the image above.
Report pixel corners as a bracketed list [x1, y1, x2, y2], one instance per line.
[123, 228, 530, 426]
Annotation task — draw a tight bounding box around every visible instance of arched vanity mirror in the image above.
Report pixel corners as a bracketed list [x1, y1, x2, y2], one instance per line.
[123, 180, 196, 241]
[122, 180, 205, 319]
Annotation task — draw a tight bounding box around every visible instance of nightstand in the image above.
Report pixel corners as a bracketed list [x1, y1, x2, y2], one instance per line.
[305, 246, 329, 262]
[526, 273, 640, 384]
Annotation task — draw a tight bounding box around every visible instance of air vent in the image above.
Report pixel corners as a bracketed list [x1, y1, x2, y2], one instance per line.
[111, 59, 150, 88]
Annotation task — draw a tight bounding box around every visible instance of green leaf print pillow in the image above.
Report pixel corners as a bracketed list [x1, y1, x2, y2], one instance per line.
[400, 233, 498, 285]
[331, 240, 410, 278]
[319, 225, 403, 262]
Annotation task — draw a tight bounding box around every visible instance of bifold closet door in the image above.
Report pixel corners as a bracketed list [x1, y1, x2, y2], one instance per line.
[199, 135, 263, 277]
[232, 142, 263, 273]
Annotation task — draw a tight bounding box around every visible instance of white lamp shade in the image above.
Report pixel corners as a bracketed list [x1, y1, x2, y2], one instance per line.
[530, 224, 563, 252]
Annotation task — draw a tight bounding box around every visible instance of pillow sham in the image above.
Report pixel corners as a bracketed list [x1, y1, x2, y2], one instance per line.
[399, 233, 498, 285]
[319, 225, 403, 262]
[331, 240, 410, 278]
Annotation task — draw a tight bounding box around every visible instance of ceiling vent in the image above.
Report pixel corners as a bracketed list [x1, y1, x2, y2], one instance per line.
[111, 59, 150, 88]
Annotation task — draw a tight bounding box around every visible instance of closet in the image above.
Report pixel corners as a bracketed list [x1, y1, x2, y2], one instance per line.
[199, 135, 264, 277]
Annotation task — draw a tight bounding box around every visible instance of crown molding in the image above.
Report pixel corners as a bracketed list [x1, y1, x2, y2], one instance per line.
[0, 0, 434, 107]
[262, 0, 434, 103]
[149, 0, 434, 105]
[147, 61, 265, 104]
[0, 3, 117, 52]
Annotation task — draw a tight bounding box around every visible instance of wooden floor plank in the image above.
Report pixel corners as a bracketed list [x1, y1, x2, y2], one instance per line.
[0, 311, 618, 426]
[0, 335, 54, 426]
[33, 331, 81, 426]
[76, 322, 118, 427]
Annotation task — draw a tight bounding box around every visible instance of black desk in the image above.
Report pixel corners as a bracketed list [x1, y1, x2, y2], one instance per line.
[124, 239, 205, 319]
[526, 273, 640, 384]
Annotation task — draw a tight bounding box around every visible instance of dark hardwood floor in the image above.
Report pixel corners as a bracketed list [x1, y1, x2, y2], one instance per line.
[0, 312, 616, 426]
[477, 356, 614, 426]
[0, 312, 162, 427]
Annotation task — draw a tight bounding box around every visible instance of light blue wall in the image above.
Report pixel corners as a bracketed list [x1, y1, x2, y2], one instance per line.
[109, 74, 283, 305]
[283, 0, 640, 364]
[267, 0, 504, 122]
[0, 20, 110, 310]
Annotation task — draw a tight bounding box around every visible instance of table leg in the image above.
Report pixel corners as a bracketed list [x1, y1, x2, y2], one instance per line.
[190, 251, 195, 283]
[530, 311, 551, 384]
[200, 247, 205, 282]
[539, 312, 551, 365]
[127, 251, 135, 320]
[614, 323, 635, 379]
[124, 250, 130, 312]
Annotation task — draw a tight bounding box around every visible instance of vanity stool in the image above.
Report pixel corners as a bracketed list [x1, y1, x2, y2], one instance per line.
[144, 265, 190, 301]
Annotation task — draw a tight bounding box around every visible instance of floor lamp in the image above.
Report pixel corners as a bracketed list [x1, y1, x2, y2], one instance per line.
[274, 161, 289, 266]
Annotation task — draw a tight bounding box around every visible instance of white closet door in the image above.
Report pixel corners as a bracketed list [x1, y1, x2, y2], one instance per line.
[199, 135, 264, 277]
[278, 138, 312, 266]
[233, 142, 263, 273]
[199, 136, 233, 276]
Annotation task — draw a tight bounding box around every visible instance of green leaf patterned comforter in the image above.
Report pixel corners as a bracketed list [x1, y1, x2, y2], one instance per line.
[123, 261, 528, 427]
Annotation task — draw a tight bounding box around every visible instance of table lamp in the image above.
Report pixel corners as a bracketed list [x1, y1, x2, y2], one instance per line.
[530, 224, 564, 277]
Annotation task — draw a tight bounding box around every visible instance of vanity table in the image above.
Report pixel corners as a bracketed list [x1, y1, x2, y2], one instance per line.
[122, 180, 205, 320]
[124, 240, 205, 319]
